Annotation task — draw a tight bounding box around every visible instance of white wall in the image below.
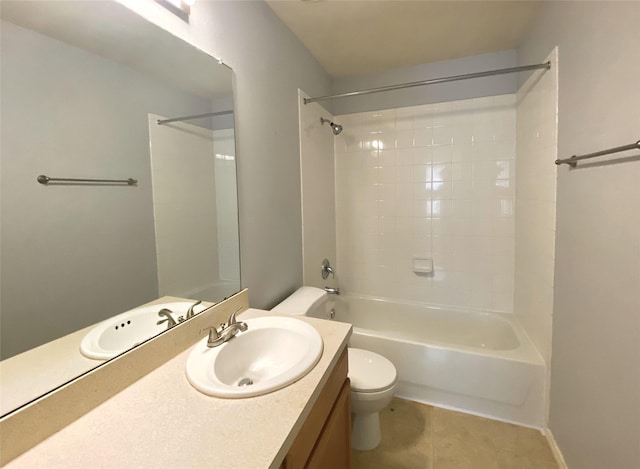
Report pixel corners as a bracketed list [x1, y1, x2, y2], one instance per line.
[331, 50, 518, 115]
[334, 96, 516, 311]
[0, 20, 213, 358]
[518, 3, 640, 468]
[514, 49, 558, 372]
[298, 91, 337, 289]
[119, 0, 332, 308]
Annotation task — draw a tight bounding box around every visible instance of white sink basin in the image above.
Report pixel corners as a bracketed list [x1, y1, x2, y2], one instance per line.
[80, 301, 207, 360]
[186, 316, 323, 398]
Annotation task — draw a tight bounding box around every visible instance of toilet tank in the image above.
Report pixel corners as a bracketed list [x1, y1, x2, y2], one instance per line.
[271, 286, 328, 316]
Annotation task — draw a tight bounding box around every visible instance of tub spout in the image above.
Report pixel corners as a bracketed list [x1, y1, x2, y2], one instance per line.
[324, 286, 340, 295]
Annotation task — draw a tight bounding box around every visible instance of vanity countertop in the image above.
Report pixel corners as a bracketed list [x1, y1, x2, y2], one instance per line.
[3, 309, 351, 469]
[0, 296, 213, 416]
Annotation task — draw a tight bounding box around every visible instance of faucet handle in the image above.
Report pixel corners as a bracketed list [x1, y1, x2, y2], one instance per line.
[227, 306, 244, 325]
[157, 308, 177, 328]
[321, 259, 335, 280]
[200, 326, 220, 343]
[186, 300, 202, 319]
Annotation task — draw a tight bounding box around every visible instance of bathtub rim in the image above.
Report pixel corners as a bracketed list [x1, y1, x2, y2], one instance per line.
[329, 292, 545, 366]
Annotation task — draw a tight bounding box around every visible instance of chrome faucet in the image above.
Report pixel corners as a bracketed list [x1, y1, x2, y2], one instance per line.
[324, 286, 340, 295]
[186, 300, 202, 319]
[157, 308, 177, 329]
[201, 307, 248, 348]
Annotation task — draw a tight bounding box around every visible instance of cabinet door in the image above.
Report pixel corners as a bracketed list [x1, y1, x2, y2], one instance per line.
[284, 349, 348, 469]
[305, 380, 351, 469]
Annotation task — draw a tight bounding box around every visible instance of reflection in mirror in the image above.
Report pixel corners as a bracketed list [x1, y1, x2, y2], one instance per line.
[0, 1, 240, 416]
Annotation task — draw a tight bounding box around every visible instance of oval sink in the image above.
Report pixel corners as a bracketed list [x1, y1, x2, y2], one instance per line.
[186, 316, 323, 398]
[80, 301, 207, 360]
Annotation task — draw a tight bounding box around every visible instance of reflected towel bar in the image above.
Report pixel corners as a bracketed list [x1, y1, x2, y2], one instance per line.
[555, 140, 640, 167]
[37, 175, 137, 185]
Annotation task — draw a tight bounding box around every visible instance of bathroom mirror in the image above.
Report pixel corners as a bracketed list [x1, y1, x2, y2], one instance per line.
[0, 1, 240, 415]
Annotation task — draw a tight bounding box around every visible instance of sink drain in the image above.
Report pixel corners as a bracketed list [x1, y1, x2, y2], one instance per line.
[238, 377, 254, 387]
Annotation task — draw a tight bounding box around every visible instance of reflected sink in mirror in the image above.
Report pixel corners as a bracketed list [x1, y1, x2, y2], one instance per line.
[186, 317, 323, 398]
[80, 301, 207, 360]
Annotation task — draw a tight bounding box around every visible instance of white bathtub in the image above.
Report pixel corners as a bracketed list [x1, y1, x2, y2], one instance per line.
[312, 294, 546, 428]
[180, 280, 239, 302]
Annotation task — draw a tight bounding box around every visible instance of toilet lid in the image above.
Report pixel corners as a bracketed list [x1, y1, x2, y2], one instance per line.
[348, 348, 397, 393]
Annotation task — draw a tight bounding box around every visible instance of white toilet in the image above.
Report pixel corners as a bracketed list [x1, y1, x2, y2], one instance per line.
[272, 286, 397, 450]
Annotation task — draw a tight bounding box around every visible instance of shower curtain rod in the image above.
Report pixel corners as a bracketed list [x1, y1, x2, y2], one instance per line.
[304, 62, 551, 104]
[157, 109, 234, 125]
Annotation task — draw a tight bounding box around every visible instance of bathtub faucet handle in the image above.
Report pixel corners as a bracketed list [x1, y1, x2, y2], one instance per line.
[324, 286, 340, 295]
[321, 259, 335, 280]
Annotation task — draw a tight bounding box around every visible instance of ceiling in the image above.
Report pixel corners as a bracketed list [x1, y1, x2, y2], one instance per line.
[266, 0, 542, 77]
[1, 0, 232, 99]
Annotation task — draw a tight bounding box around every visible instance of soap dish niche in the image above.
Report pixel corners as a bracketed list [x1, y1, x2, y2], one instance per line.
[412, 257, 433, 275]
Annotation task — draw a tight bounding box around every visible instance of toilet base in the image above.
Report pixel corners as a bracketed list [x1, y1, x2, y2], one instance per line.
[351, 411, 382, 451]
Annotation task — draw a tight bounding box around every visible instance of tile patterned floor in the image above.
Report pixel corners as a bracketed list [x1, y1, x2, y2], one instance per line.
[352, 397, 559, 469]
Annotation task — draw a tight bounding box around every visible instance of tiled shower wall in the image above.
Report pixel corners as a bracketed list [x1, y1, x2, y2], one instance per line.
[335, 95, 516, 312]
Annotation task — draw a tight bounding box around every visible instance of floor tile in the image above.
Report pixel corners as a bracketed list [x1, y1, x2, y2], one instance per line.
[432, 406, 517, 450]
[496, 448, 559, 469]
[351, 397, 558, 469]
[512, 426, 558, 468]
[379, 397, 432, 449]
[352, 397, 432, 469]
[433, 436, 498, 469]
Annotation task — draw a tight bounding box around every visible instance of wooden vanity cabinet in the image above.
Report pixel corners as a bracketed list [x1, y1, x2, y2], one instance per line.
[283, 348, 351, 469]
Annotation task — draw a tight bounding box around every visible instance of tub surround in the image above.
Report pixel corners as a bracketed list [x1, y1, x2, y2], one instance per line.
[333, 95, 517, 313]
[2, 307, 352, 468]
[514, 48, 558, 372]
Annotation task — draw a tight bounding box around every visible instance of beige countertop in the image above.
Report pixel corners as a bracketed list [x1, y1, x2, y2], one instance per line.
[4, 309, 351, 469]
[0, 296, 213, 415]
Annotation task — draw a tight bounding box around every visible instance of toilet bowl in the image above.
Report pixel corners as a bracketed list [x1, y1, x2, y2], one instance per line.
[348, 348, 397, 450]
[272, 286, 397, 450]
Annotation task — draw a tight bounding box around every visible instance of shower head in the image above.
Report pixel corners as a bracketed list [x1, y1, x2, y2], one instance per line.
[320, 117, 343, 135]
